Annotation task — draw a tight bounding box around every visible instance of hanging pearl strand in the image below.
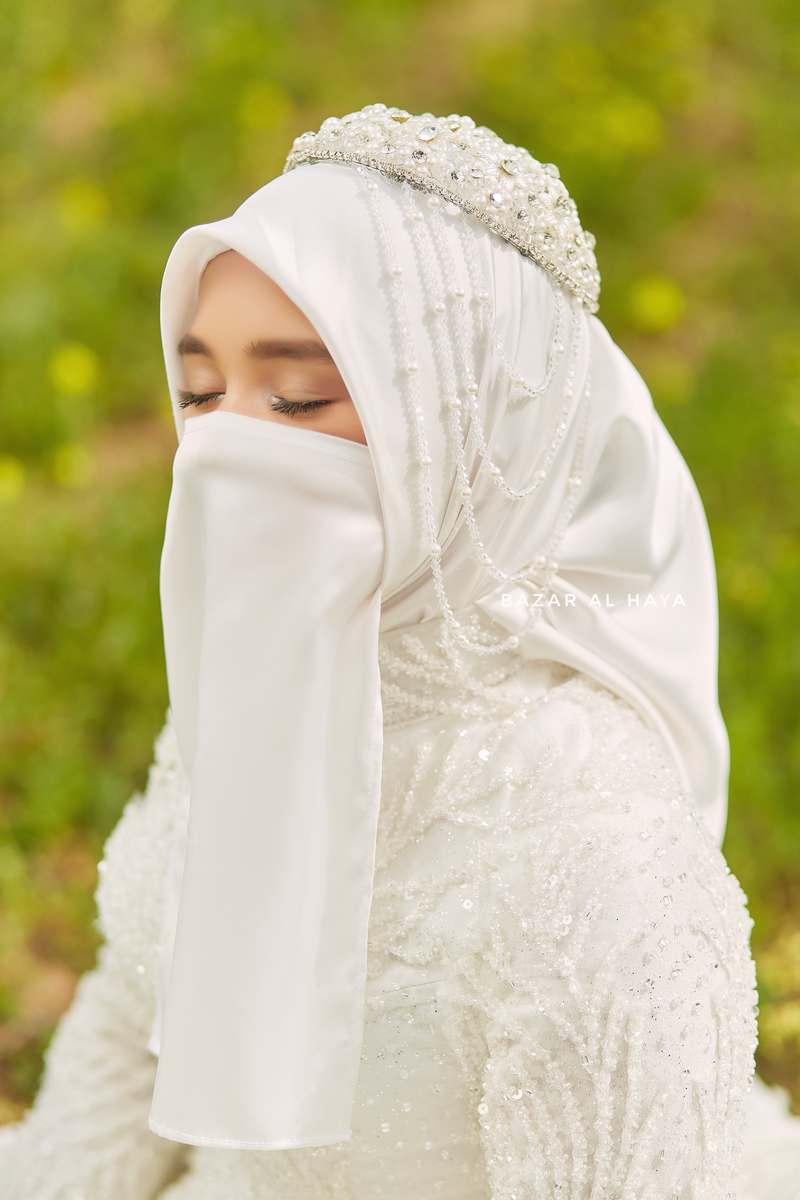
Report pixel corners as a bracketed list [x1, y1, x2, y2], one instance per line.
[400, 181, 592, 629]
[454, 214, 567, 401]
[360, 167, 592, 655]
[398, 187, 533, 614]
[415, 186, 588, 592]
[419, 190, 587, 576]
[399, 188, 546, 606]
[452, 214, 586, 502]
[358, 167, 496, 652]
[528, 360, 592, 614]
[400, 186, 558, 587]
[427, 190, 581, 504]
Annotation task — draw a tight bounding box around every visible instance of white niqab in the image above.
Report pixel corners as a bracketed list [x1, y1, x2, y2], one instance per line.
[153, 162, 727, 1149]
[152, 413, 383, 1146]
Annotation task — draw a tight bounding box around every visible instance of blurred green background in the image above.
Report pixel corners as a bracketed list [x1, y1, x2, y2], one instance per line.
[1, 0, 799, 1121]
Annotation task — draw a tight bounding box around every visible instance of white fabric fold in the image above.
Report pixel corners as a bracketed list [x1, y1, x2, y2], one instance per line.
[478, 388, 727, 830]
[152, 411, 384, 1147]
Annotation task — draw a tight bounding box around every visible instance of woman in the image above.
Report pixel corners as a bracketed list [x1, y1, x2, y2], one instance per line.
[0, 105, 759, 1199]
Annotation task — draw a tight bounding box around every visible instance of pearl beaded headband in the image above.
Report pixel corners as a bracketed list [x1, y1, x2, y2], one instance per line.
[284, 103, 600, 312]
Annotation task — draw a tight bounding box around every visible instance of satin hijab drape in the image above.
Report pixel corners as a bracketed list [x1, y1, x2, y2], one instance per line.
[154, 160, 727, 1149]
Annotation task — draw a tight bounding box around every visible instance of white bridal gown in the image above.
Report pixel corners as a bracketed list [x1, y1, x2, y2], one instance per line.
[0, 614, 768, 1199]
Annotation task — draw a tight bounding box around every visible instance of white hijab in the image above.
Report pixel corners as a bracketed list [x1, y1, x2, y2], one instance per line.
[152, 161, 727, 1149]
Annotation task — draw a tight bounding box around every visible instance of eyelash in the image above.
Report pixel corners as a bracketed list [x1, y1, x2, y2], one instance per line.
[178, 391, 223, 409]
[177, 391, 333, 416]
[270, 397, 332, 415]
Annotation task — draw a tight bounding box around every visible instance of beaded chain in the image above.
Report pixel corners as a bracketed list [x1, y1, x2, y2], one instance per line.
[418, 193, 593, 618]
[455, 217, 585, 500]
[453, 214, 567, 404]
[398, 183, 588, 593]
[358, 167, 592, 654]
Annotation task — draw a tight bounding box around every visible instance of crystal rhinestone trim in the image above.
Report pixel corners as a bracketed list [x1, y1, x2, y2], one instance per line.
[284, 104, 601, 311]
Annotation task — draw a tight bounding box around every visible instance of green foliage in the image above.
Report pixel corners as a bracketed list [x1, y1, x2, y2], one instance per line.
[1, 0, 799, 1115]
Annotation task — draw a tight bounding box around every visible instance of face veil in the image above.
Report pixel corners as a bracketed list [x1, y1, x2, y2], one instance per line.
[152, 128, 727, 1149]
[153, 413, 384, 1147]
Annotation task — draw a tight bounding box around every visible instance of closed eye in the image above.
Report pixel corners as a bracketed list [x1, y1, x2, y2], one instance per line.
[270, 397, 333, 415]
[178, 390, 224, 409]
[177, 392, 336, 416]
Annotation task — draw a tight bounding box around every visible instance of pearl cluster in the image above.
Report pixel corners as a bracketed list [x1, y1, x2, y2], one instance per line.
[284, 103, 601, 311]
[358, 167, 590, 654]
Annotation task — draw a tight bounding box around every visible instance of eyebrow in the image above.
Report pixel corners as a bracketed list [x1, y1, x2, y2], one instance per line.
[247, 338, 334, 362]
[177, 333, 334, 362]
[177, 333, 212, 356]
